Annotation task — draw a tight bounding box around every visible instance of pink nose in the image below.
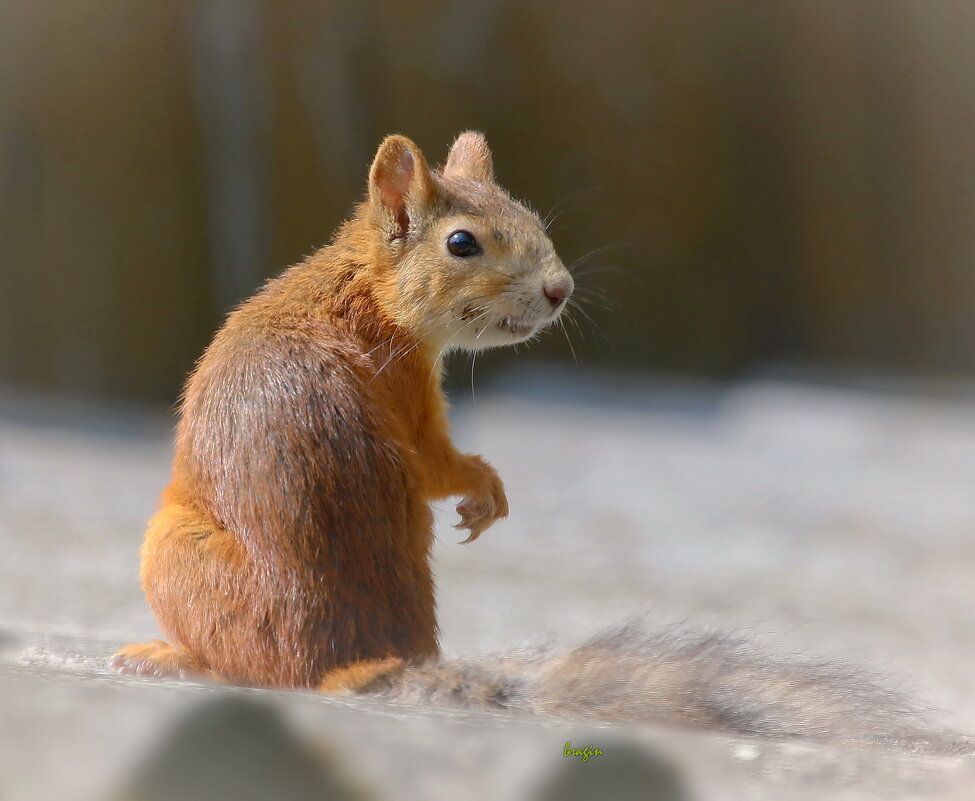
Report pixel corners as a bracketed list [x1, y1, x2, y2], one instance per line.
[543, 278, 572, 308]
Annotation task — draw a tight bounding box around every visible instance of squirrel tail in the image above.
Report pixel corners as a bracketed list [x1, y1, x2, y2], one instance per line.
[372, 619, 923, 742]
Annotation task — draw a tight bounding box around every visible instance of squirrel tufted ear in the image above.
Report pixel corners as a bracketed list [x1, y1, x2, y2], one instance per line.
[368, 135, 437, 240]
[443, 131, 494, 183]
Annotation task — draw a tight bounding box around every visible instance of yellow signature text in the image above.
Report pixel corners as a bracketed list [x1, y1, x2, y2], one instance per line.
[563, 741, 604, 762]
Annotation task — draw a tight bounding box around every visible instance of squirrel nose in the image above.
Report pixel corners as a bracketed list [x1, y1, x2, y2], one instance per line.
[543, 277, 572, 308]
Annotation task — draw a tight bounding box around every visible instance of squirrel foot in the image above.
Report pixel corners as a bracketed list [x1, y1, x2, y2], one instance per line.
[454, 455, 509, 544]
[318, 657, 405, 695]
[111, 639, 210, 682]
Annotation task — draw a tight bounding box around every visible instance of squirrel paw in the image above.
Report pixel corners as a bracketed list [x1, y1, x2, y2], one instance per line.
[454, 457, 509, 544]
[319, 657, 405, 694]
[110, 639, 208, 681]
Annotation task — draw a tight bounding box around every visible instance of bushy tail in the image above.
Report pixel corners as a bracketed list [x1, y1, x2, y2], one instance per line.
[375, 619, 925, 742]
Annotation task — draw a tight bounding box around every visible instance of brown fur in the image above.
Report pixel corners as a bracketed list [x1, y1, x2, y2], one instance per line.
[113, 132, 571, 689]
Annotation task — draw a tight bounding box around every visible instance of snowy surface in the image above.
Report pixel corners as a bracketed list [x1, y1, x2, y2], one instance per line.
[2, 365, 975, 799]
[439, 367, 975, 732]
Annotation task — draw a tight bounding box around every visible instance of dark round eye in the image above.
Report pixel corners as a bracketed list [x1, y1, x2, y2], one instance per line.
[446, 230, 479, 257]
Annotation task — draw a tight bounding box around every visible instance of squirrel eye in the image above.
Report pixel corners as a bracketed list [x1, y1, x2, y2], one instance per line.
[446, 230, 479, 257]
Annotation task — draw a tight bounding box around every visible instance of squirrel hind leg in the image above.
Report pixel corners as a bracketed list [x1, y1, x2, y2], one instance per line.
[111, 639, 212, 682]
[318, 657, 405, 695]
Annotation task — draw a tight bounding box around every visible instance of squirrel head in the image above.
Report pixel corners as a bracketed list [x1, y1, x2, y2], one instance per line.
[364, 132, 573, 353]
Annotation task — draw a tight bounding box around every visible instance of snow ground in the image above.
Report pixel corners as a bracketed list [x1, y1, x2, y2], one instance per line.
[2, 365, 975, 799]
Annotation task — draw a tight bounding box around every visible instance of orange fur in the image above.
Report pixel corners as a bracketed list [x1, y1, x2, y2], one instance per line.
[112, 132, 572, 690]
[317, 657, 405, 694]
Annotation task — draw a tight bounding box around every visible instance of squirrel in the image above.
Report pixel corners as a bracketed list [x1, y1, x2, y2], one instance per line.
[112, 131, 565, 691]
[112, 132, 931, 744]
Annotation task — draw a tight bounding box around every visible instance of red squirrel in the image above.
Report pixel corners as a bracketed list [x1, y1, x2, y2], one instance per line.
[113, 132, 572, 691]
[112, 133, 929, 743]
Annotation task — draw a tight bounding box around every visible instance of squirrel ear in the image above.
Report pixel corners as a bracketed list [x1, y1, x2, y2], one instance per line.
[443, 131, 494, 183]
[368, 135, 437, 239]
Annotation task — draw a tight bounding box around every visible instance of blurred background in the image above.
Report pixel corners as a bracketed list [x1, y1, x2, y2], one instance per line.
[3, 0, 975, 402]
[4, 3, 975, 799]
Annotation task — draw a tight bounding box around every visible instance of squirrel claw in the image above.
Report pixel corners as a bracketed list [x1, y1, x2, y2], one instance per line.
[452, 460, 508, 544]
[454, 498, 496, 543]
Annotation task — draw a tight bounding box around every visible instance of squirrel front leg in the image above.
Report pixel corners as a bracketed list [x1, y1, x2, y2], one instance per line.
[450, 452, 509, 543]
[414, 420, 508, 543]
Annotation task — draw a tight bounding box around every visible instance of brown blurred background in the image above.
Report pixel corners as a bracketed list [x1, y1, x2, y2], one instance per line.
[2, 0, 974, 402]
